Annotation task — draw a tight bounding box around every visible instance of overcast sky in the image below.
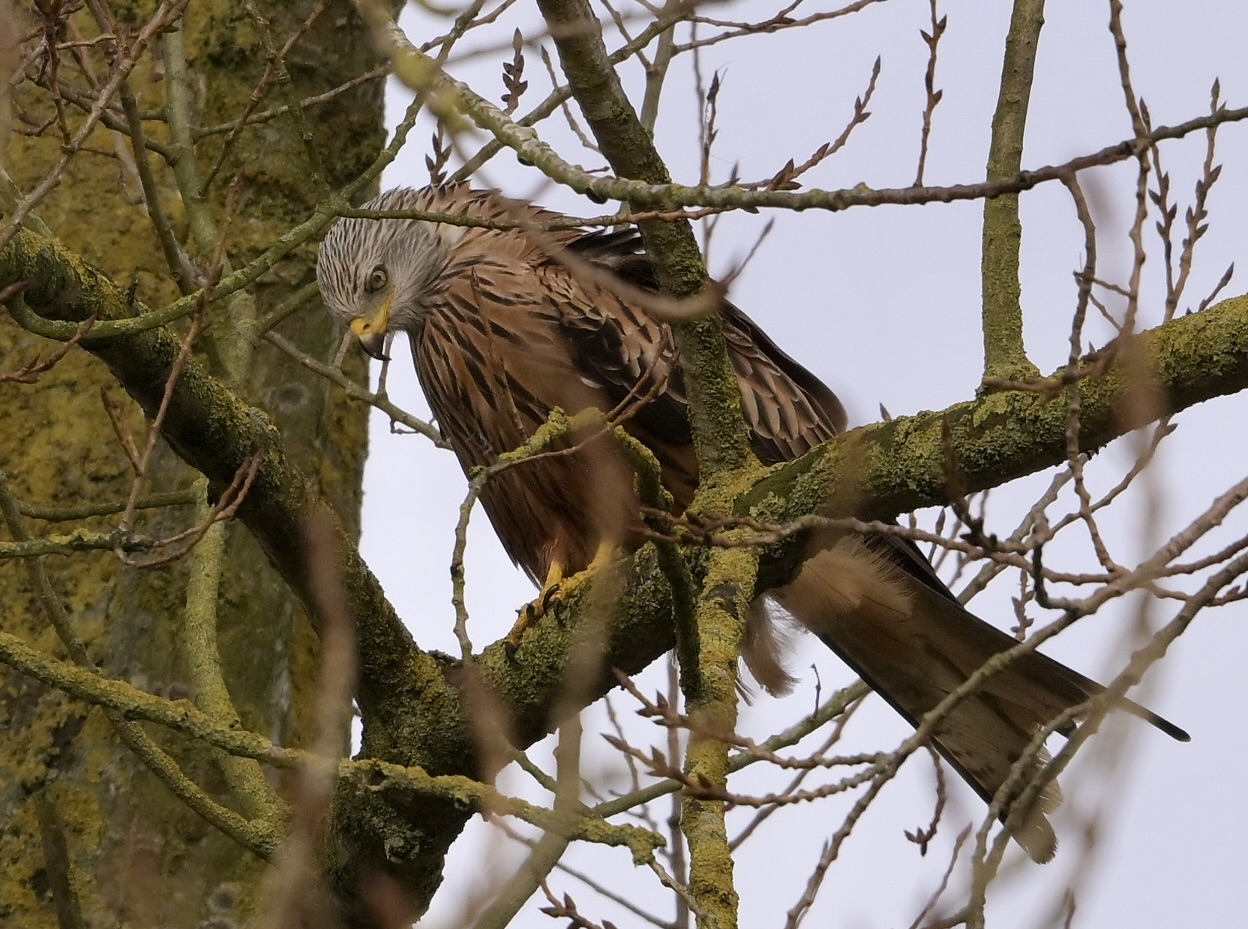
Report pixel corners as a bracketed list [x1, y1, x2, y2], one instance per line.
[347, 2, 1248, 926]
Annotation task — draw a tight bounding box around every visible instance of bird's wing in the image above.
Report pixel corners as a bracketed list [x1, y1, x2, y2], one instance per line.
[539, 249, 690, 444]
[555, 229, 844, 465]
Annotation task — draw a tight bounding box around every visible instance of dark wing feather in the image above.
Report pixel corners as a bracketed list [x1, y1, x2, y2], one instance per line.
[720, 304, 844, 461]
[545, 262, 692, 447]
[561, 228, 845, 464]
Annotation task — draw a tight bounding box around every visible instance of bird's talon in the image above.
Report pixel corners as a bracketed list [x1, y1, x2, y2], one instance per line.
[507, 612, 530, 652]
[505, 598, 546, 652]
[539, 582, 562, 613]
[504, 621, 525, 655]
[505, 569, 587, 651]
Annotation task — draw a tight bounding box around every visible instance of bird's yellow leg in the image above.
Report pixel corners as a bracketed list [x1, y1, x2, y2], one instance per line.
[506, 542, 618, 650]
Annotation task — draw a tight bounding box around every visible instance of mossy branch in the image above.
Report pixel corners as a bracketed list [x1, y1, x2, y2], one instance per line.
[1, 227, 430, 723]
[981, 0, 1045, 381]
[741, 295, 1248, 529]
[0, 625, 660, 860]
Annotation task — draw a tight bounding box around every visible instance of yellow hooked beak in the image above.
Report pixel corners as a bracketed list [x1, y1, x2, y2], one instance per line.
[349, 294, 391, 360]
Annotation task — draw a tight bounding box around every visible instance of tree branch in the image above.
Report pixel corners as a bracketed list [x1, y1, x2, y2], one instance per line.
[529, 6, 754, 925]
[741, 296, 1248, 537]
[981, 0, 1044, 380]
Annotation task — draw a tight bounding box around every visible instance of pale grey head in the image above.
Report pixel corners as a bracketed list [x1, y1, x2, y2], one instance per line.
[316, 187, 458, 359]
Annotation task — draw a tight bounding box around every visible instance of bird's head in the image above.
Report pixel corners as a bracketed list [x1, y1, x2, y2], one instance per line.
[316, 187, 457, 360]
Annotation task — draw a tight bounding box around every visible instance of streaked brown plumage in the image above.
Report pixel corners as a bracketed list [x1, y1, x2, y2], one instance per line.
[317, 185, 1187, 863]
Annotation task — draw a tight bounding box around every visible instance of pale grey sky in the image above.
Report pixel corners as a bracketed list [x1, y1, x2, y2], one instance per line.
[351, 2, 1248, 926]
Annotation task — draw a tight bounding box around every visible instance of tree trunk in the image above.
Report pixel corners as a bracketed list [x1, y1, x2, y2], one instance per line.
[0, 3, 381, 925]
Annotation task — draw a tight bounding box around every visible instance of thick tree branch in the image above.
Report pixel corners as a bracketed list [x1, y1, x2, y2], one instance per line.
[1, 228, 432, 732]
[741, 297, 1248, 532]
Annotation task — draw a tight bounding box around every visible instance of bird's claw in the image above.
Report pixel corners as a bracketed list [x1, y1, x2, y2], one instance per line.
[504, 545, 617, 653]
[505, 583, 563, 652]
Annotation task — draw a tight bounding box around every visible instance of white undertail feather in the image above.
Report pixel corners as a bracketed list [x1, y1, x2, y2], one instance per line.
[742, 535, 913, 695]
[741, 601, 799, 696]
[772, 535, 915, 631]
[1012, 754, 1063, 864]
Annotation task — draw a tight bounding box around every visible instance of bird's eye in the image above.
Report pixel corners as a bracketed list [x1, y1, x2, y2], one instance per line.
[365, 265, 388, 293]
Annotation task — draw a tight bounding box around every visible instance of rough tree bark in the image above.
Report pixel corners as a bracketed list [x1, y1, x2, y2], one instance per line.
[0, 1, 379, 925]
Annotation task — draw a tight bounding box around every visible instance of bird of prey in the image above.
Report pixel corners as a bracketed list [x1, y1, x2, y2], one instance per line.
[317, 185, 1187, 862]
